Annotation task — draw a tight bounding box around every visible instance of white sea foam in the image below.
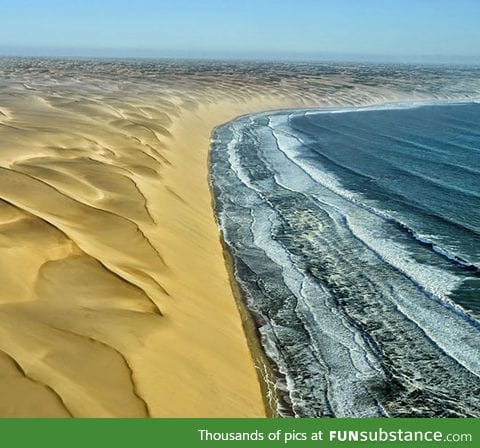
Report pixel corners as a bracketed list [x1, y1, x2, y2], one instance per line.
[267, 115, 467, 300]
[303, 98, 480, 117]
[250, 201, 386, 417]
[265, 112, 480, 377]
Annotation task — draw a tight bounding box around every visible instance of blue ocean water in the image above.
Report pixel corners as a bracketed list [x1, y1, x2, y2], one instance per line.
[210, 102, 480, 417]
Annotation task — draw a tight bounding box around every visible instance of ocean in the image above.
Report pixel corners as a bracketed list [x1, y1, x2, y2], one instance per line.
[210, 102, 480, 418]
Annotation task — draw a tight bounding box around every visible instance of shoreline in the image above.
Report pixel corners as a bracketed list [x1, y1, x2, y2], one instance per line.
[207, 143, 280, 417]
[133, 98, 313, 417]
[217, 235, 281, 418]
[208, 140, 296, 418]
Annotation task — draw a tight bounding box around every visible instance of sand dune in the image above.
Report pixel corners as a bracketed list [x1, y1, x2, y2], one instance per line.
[0, 58, 478, 417]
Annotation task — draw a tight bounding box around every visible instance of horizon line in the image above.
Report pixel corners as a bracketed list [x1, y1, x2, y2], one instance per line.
[1, 46, 480, 66]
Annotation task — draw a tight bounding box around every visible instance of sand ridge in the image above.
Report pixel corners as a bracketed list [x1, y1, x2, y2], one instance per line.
[0, 58, 479, 417]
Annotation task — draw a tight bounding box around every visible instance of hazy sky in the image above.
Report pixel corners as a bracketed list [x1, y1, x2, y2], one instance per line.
[0, 0, 479, 61]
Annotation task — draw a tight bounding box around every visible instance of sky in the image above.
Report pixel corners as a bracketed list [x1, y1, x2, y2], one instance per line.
[0, 0, 479, 62]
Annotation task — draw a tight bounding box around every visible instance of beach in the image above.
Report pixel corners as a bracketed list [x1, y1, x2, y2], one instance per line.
[0, 58, 479, 417]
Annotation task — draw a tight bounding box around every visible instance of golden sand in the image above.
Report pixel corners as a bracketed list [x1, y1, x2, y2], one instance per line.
[0, 83, 297, 416]
[0, 59, 477, 417]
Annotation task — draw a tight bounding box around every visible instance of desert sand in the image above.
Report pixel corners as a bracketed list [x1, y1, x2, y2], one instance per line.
[0, 58, 478, 417]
